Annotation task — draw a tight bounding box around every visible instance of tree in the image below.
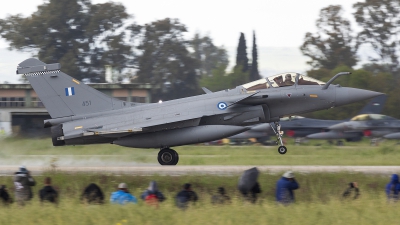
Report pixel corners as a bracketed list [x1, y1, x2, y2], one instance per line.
[300, 5, 358, 70]
[0, 0, 136, 81]
[362, 63, 393, 75]
[353, 0, 400, 74]
[249, 31, 261, 81]
[235, 32, 249, 72]
[228, 66, 250, 87]
[199, 64, 231, 91]
[199, 64, 249, 92]
[189, 33, 229, 77]
[135, 18, 199, 101]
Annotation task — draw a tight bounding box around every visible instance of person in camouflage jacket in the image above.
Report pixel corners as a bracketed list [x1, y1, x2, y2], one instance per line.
[13, 166, 35, 206]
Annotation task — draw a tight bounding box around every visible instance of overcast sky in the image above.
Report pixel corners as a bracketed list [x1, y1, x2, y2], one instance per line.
[0, 0, 362, 83]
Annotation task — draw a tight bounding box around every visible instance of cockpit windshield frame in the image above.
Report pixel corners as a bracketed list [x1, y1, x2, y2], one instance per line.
[350, 114, 396, 121]
[241, 73, 326, 91]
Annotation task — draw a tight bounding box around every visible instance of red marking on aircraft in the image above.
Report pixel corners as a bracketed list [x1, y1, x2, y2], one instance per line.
[287, 130, 295, 137]
[363, 130, 372, 137]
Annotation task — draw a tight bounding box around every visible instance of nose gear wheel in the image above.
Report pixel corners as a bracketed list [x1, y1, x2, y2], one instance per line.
[270, 122, 287, 154]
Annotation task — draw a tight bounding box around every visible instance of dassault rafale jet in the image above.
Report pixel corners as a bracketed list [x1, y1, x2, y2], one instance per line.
[17, 58, 382, 165]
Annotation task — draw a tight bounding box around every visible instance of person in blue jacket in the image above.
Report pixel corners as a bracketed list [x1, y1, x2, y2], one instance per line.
[385, 174, 400, 201]
[110, 183, 137, 205]
[276, 171, 299, 204]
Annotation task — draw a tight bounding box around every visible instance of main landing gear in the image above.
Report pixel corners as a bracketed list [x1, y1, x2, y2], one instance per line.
[158, 148, 179, 165]
[270, 122, 287, 154]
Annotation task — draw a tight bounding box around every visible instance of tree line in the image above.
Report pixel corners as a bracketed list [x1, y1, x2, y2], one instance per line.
[300, 0, 400, 119]
[0, 0, 259, 102]
[1, 0, 400, 119]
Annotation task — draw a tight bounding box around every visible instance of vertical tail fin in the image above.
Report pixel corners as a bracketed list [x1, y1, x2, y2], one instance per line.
[357, 95, 387, 115]
[17, 58, 124, 118]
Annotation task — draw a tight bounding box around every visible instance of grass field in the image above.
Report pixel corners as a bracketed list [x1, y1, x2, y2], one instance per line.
[0, 172, 398, 225]
[1, 138, 400, 224]
[1, 137, 400, 166]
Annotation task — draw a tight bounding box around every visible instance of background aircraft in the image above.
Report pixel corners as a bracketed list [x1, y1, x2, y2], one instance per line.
[230, 95, 387, 144]
[312, 113, 400, 143]
[17, 58, 382, 165]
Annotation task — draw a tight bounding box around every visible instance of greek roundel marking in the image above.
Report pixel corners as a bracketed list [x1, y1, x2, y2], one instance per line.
[217, 102, 227, 110]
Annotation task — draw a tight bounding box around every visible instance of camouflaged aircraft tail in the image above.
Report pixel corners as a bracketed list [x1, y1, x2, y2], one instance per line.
[358, 95, 387, 115]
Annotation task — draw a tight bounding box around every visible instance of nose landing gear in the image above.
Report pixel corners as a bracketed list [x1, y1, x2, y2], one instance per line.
[158, 148, 179, 165]
[270, 122, 287, 154]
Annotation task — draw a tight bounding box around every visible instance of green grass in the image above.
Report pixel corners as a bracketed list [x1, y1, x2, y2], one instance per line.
[1, 198, 399, 225]
[0, 172, 398, 225]
[1, 137, 400, 165]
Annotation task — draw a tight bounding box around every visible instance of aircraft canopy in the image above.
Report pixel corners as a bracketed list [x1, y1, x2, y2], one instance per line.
[242, 72, 325, 91]
[350, 114, 396, 121]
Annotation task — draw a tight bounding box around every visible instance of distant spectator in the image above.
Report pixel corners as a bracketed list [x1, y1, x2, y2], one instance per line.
[81, 183, 104, 204]
[211, 187, 231, 205]
[276, 171, 299, 204]
[110, 183, 137, 205]
[0, 185, 13, 205]
[250, 182, 262, 203]
[39, 177, 58, 204]
[342, 182, 360, 199]
[176, 183, 198, 209]
[13, 166, 35, 206]
[386, 174, 400, 201]
[141, 181, 165, 206]
[240, 182, 261, 204]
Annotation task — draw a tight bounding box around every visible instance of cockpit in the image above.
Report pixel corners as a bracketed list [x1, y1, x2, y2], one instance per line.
[241, 72, 325, 91]
[350, 114, 395, 121]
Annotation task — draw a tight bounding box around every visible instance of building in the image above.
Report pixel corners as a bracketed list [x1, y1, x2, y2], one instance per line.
[0, 83, 152, 137]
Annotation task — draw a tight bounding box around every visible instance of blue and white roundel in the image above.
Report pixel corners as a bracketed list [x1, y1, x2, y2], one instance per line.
[217, 102, 228, 110]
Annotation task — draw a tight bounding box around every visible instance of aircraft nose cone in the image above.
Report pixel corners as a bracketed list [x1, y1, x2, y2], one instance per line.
[383, 133, 400, 139]
[329, 122, 349, 131]
[335, 87, 383, 107]
[307, 131, 338, 139]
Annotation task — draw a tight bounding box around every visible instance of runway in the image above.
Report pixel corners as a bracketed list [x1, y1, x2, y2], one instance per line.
[1, 165, 399, 175]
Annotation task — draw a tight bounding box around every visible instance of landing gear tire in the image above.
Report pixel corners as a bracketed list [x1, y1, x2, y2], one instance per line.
[158, 148, 179, 165]
[278, 146, 287, 154]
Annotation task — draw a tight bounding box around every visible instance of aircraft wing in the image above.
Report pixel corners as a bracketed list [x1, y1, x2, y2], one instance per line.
[63, 92, 261, 139]
[82, 112, 205, 138]
[227, 91, 259, 107]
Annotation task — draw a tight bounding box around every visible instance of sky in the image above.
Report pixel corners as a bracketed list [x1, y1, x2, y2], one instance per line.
[0, 0, 362, 83]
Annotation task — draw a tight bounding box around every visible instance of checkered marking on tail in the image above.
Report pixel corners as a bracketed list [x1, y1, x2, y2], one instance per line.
[65, 87, 75, 96]
[24, 70, 61, 76]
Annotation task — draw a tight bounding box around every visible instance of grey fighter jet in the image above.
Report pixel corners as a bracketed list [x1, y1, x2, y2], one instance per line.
[16, 58, 382, 165]
[230, 95, 387, 143]
[315, 114, 400, 141]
